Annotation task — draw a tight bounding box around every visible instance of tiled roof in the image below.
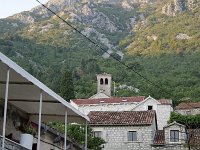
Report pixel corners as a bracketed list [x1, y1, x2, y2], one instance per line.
[88, 110, 155, 125]
[159, 99, 172, 105]
[153, 130, 165, 145]
[72, 96, 145, 105]
[175, 102, 200, 110]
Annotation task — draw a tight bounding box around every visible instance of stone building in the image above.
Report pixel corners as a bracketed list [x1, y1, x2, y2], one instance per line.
[96, 73, 112, 97]
[175, 102, 200, 115]
[88, 110, 157, 150]
[71, 96, 173, 129]
[153, 122, 200, 150]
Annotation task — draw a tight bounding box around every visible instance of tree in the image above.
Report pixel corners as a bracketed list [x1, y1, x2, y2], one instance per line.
[48, 122, 105, 150]
[168, 112, 200, 149]
[59, 70, 75, 101]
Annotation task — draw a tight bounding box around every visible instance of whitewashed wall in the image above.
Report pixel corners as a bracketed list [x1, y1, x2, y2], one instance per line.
[77, 103, 138, 115]
[157, 105, 173, 129]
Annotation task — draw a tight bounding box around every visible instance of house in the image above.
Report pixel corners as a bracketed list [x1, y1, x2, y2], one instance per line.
[152, 121, 200, 150]
[71, 73, 173, 130]
[71, 96, 173, 130]
[88, 110, 157, 150]
[175, 102, 200, 115]
[88, 110, 200, 150]
[0, 52, 89, 150]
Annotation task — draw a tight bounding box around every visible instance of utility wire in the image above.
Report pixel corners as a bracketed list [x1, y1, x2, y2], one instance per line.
[35, 0, 171, 96]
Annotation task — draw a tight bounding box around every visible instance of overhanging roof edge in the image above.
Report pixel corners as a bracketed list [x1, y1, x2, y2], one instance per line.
[0, 52, 89, 121]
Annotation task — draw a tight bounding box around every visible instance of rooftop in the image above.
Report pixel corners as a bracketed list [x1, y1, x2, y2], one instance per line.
[72, 96, 145, 105]
[153, 129, 200, 146]
[158, 99, 172, 105]
[175, 102, 200, 110]
[88, 110, 155, 126]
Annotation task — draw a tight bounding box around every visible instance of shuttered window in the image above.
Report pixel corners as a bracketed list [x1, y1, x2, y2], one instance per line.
[128, 131, 137, 141]
[170, 130, 179, 142]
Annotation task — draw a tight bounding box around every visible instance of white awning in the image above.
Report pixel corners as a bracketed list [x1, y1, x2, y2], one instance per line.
[0, 52, 89, 123]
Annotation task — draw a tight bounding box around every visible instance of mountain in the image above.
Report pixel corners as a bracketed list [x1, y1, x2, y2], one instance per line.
[0, 0, 200, 104]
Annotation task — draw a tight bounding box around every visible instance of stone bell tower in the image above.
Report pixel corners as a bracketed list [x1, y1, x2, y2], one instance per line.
[96, 73, 112, 97]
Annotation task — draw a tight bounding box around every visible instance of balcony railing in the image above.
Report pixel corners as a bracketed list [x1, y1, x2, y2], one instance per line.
[0, 136, 29, 150]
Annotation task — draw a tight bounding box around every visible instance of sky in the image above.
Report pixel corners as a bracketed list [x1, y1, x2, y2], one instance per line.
[0, 0, 49, 18]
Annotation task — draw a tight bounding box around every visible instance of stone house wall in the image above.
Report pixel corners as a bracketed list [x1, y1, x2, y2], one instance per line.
[175, 108, 200, 115]
[152, 145, 188, 150]
[91, 116, 157, 150]
[164, 124, 186, 144]
[72, 97, 173, 130]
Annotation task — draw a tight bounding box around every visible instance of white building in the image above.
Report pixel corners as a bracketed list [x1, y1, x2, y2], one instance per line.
[71, 95, 173, 129]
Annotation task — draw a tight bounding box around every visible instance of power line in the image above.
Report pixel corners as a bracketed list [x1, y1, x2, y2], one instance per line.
[35, 0, 171, 96]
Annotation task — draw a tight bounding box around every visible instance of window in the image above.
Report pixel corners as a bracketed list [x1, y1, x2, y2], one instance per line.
[170, 130, 179, 142]
[100, 78, 104, 85]
[148, 105, 153, 110]
[94, 131, 102, 138]
[128, 131, 137, 141]
[105, 78, 108, 85]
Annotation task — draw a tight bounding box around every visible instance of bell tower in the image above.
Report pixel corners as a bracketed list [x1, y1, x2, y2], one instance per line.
[96, 73, 112, 97]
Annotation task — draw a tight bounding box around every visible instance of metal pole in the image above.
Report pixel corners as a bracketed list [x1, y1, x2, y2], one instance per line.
[2, 67, 10, 150]
[85, 121, 88, 150]
[64, 110, 68, 150]
[37, 90, 43, 150]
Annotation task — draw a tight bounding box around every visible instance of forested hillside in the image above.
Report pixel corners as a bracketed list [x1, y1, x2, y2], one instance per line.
[0, 0, 200, 105]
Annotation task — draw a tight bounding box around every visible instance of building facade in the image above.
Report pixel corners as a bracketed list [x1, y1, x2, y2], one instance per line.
[88, 111, 157, 150]
[175, 102, 200, 115]
[71, 96, 173, 129]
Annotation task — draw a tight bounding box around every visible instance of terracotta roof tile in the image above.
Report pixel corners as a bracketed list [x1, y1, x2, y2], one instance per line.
[88, 110, 155, 125]
[176, 102, 200, 110]
[153, 130, 165, 145]
[159, 99, 172, 105]
[72, 96, 145, 105]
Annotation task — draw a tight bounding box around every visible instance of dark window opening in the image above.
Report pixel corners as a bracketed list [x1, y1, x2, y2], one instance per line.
[94, 131, 102, 138]
[100, 78, 104, 85]
[170, 130, 179, 142]
[148, 106, 153, 110]
[128, 131, 137, 141]
[105, 78, 108, 85]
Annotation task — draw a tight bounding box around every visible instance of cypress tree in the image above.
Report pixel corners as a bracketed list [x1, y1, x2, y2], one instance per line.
[59, 70, 75, 102]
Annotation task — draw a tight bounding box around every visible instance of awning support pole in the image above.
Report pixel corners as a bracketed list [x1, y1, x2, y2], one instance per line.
[64, 110, 68, 150]
[2, 67, 10, 150]
[37, 90, 43, 150]
[85, 121, 88, 150]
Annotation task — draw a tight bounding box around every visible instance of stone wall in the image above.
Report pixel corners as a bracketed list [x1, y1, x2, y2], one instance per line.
[164, 124, 186, 144]
[92, 125, 155, 150]
[175, 108, 200, 115]
[152, 145, 188, 150]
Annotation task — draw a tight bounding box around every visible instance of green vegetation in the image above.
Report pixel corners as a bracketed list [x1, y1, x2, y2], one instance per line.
[58, 70, 75, 101]
[168, 112, 200, 128]
[0, 1, 200, 106]
[48, 122, 105, 150]
[126, 4, 200, 56]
